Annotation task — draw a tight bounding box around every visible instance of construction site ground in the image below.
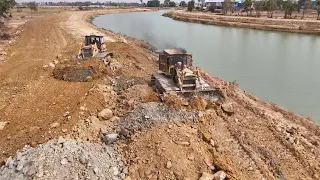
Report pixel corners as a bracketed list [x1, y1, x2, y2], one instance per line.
[0, 8, 319, 180]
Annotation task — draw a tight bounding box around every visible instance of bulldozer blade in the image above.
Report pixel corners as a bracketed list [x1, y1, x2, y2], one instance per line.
[176, 89, 224, 102]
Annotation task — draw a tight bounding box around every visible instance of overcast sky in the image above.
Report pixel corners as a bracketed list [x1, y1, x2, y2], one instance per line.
[16, 0, 170, 3]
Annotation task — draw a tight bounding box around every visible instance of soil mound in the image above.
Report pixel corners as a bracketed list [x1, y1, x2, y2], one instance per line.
[118, 124, 215, 180]
[110, 75, 146, 93]
[115, 102, 200, 139]
[53, 60, 108, 82]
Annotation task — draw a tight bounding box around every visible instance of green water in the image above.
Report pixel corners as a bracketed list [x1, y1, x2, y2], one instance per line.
[93, 10, 320, 123]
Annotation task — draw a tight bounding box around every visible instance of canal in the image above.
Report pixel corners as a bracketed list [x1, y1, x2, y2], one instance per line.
[93, 10, 320, 123]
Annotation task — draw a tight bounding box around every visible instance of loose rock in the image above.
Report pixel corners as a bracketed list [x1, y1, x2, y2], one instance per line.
[60, 158, 68, 165]
[100, 132, 118, 145]
[49, 63, 55, 68]
[50, 122, 60, 128]
[0, 121, 8, 130]
[199, 172, 214, 180]
[57, 136, 65, 144]
[0, 139, 126, 180]
[166, 161, 172, 169]
[93, 167, 99, 174]
[221, 103, 234, 116]
[98, 108, 113, 120]
[213, 170, 227, 180]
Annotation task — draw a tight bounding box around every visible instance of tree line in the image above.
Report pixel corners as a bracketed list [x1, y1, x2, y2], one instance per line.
[184, 0, 320, 20]
[146, 0, 177, 7]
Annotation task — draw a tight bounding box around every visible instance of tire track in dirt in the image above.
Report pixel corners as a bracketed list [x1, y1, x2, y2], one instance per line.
[200, 73, 320, 179]
[199, 111, 266, 180]
[233, 92, 320, 179]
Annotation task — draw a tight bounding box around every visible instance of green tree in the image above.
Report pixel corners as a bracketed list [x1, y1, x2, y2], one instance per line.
[169, 1, 176, 7]
[223, 0, 232, 15]
[27, 1, 38, 13]
[282, 0, 299, 19]
[147, 0, 160, 7]
[164, 0, 170, 6]
[317, 0, 320, 20]
[0, 0, 16, 18]
[208, 4, 217, 12]
[264, 0, 276, 18]
[187, 0, 195, 11]
[179, 1, 187, 7]
[242, 0, 253, 16]
[253, 1, 263, 17]
[299, 0, 310, 19]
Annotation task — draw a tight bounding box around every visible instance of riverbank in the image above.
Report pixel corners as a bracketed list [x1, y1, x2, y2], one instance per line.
[0, 8, 319, 180]
[163, 10, 320, 35]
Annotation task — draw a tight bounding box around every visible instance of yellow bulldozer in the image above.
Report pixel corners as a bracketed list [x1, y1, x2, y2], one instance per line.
[74, 35, 114, 65]
[151, 49, 224, 101]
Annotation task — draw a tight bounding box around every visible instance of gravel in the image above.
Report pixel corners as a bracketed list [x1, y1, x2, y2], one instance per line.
[115, 102, 200, 139]
[0, 138, 127, 180]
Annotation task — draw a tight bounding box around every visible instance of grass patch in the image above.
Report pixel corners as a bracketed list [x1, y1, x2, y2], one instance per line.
[10, 8, 68, 14]
[230, 80, 239, 86]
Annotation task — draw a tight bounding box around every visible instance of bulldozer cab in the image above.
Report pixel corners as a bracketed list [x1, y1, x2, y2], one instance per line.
[84, 35, 104, 51]
[159, 49, 192, 76]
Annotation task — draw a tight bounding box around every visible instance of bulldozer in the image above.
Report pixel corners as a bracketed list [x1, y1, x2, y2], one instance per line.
[151, 49, 224, 101]
[74, 35, 114, 65]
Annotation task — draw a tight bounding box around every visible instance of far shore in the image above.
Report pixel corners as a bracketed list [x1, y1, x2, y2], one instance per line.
[163, 10, 320, 35]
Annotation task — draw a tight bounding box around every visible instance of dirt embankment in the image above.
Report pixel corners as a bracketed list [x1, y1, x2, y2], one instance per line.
[0, 8, 319, 180]
[163, 10, 320, 34]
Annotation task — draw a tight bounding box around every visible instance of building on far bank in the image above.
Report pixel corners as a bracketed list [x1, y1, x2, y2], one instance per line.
[202, 0, 241, 8]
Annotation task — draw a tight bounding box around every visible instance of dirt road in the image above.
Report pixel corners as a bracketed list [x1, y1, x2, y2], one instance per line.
[0, 8, 319, 180]
[0, 14, 92, 162]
